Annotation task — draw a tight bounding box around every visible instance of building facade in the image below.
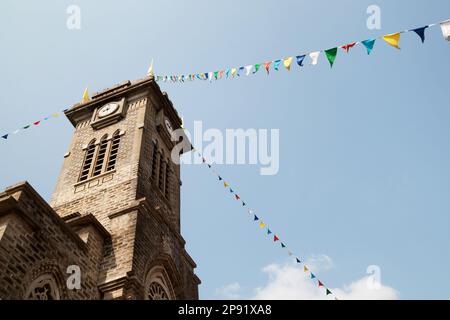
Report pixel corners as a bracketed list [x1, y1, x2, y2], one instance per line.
[0, 77, 200, 299]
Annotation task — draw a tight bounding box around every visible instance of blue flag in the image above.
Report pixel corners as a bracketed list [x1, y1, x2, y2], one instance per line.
[411, 26, 428, 43]
[296, 55, 306, 66]
[274, 60, 282, 71]
[362, 39, 376, 55]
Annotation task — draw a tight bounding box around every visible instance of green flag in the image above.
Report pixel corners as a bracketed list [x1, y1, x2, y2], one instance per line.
[324, 48, 338, 68]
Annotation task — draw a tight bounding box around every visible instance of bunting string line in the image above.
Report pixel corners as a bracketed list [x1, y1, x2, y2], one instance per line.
[2, 19, 449, 141]
[151, 19, 450, 83]
[194, 150, 338, 299]
[1, 109, 68, 141]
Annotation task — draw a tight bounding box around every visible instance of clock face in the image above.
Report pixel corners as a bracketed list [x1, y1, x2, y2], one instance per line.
[165, 119, 174, 135]
[98, 103, 119, 118]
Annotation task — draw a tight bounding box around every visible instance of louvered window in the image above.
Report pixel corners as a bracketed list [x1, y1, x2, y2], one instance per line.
[79, 140, 96, 181]
[93, 135, 108, 177]
[106, 131, 121, 171]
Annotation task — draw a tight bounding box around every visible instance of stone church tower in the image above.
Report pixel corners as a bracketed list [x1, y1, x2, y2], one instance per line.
[0, 77, 200, 299]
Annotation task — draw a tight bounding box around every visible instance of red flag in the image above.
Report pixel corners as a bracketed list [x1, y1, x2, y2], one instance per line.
[33, 121, 41, 126]
[341, 42, 356, 53]
[264, 61, 272, 74]
[318, 280, 324, 287]
[235, 194, 240, 200]
[273, 235, 279, 242]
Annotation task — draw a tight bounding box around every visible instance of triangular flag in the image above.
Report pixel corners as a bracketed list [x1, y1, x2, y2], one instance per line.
[237, 67, 244, 76]
[326, 289, 332, 295]
[245, 65, 253, 76]
[259, 221, 265, 229]
[254, 215, 259, 221]
[224, 181, 229, 187]
[362, 39, 376, 55]
[318, 280, 324, 287]
[1, 134, 8, 139]
[324, 48, 338, 68]
[296, 257, 301, 263]
[267, 229, 272, 235]
[218, 176, 223, 181]
[281, 242, 286, 248]
[235, 194, 240, 200]
[383, 32, 401, 49]
[248, 209, 253, 214]
[229, 188, 234, 193]
[207, 164, 211, 168]
[219, 70, 224, 79]
[288, 251, 293, 256]
[303, 266, 309, 272]
[296, 55, 306, 66]
[81, 88, 90, 104]
[214, 71, 219, 79]
[341, 42, 356, 53]
[309, 51, 320, 65]
[283, 57, 293, 71]
[242, 202, 246, 206]
[33, 121, 40, 126]
[253, 64, 261, 74]
[264, 61, 272, 74]
[440, 20, 450, 41]
[273, 235, 279, 242]
[147, 59, 154, 76]
[12, 129, 20, 134]
[231, 68, 237, 78]
[311, 273, 316, 279]
[411, 26, 428, 43]
[273, 60, 282, 71]
[23, 125, 30, 129]
[208, 72, 214, 82]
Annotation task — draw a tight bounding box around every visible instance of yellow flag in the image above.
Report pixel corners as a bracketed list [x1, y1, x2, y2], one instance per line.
[52, 113, 59, 117]
[383, 32, 401, 49]
[231, 68, 237, 78]
[259, 221, 265, 229]
[303, 265, 309, 272]
[283, 57, 293, 71]
[147, 59, 154, 76]
[224, 181, 229, 188]
[81, 87, 90, 103]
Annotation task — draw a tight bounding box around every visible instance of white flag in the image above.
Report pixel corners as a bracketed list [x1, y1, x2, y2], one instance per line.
[309, 51, 320, 65]
[245, 65, 253, 76]
[440, 20, 450, 41]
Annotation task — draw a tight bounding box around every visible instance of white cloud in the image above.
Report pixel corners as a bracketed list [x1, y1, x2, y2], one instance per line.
[215, 282, 241, 299]
[215, 256, 399, 300]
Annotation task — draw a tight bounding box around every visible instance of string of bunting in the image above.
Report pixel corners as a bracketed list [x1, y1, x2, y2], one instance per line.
[150, 19, 450, 82]
[194, 150, 338, 299]
[1, 109, 69, 141]
[1, 89, 91, 141]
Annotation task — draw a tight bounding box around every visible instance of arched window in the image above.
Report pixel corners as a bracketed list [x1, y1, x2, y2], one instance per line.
[158, 152, 165, 191]
[25, 274, 61, 300]
[151, 141, 158, 181]
[106, 131, 121, 171]
[79, 139, 96, 181]
[145, 266, 174, 300]
[93, 135, 108, 177]
[165, 159, 171, 198]
[78, 131, 122, 182]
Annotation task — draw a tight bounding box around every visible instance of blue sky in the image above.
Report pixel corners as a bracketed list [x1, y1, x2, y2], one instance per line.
[1, 1, 449, 299]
